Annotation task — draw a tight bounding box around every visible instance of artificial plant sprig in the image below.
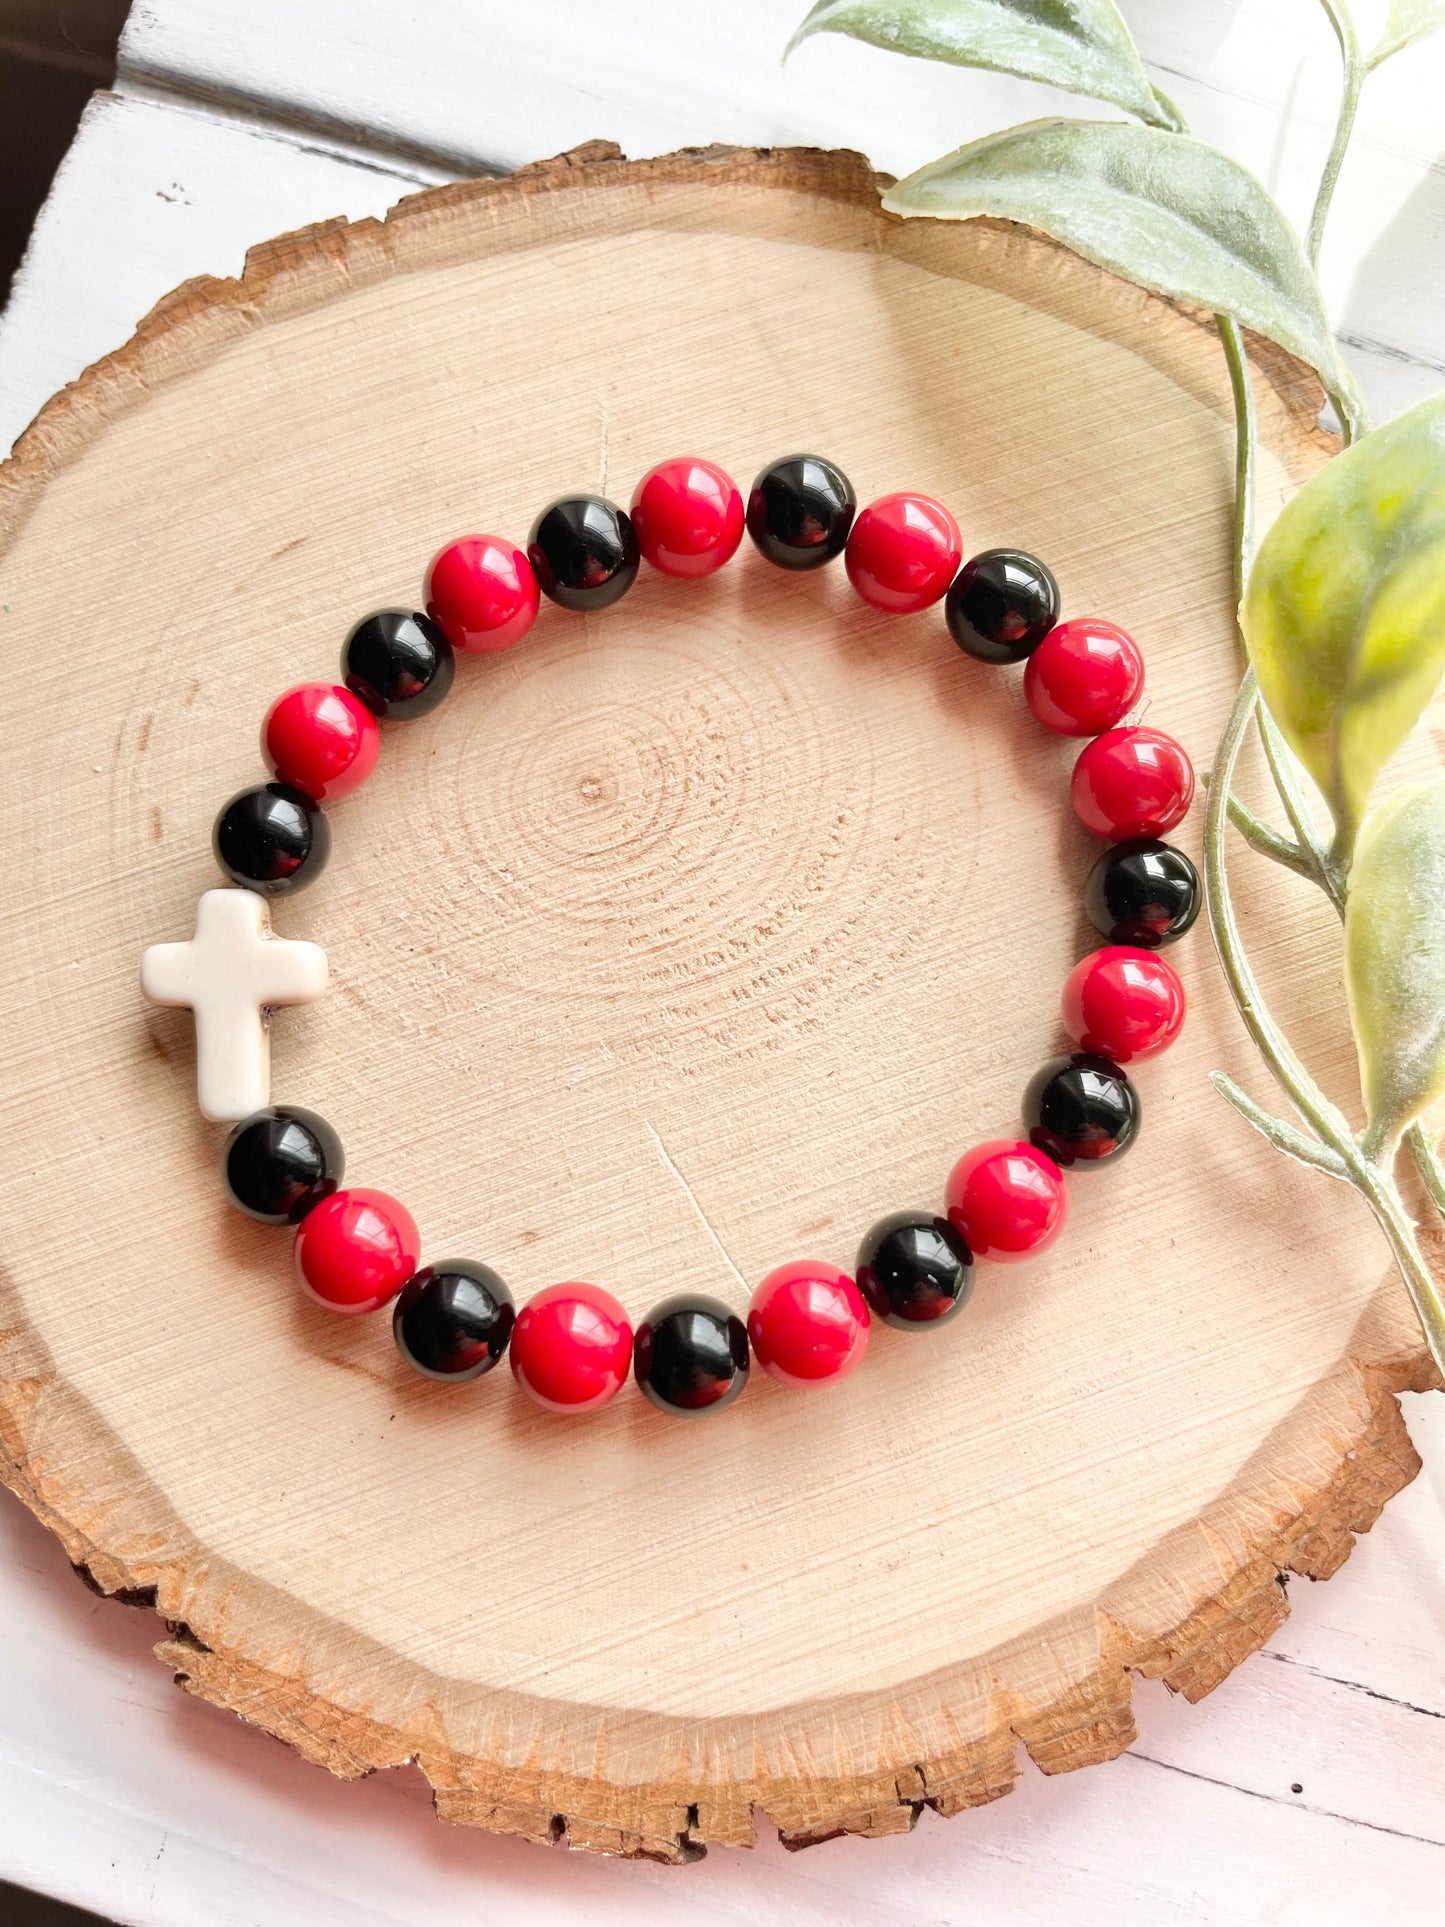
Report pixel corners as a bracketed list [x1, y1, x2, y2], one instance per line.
[1216, 391, 1445, 1375]
[1208, 2, 1445, 1373]
[1205, 664, 1445, 1369]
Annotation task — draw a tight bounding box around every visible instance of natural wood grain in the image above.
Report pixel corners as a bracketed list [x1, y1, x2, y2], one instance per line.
[0, 142, 1439, 1863]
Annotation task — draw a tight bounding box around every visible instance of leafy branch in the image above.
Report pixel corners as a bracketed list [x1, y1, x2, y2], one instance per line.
[786, 0, 1445, 1374]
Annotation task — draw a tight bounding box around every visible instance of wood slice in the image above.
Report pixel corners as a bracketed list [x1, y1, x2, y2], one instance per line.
[0, 144, 1438, 1863]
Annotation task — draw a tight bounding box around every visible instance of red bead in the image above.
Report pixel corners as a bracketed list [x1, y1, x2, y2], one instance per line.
[294, 1188, 420, 1315]
[630, 458, 745, 578]
[1024, 618, 1144, 736]
[1062, 945, 1186, 1061]
[261, 683, 380, 803]
[747, 1261, 870, 1386]
[1071, 726, 1195, 839]
[845, 492, 962, 614]
[509, 1282, 633, 1413]
[944, 1140, 1067, 1264]
[424, 535, 540, 652]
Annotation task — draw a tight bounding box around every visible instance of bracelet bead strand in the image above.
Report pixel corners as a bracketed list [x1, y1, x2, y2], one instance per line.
[153, 448, 1202, 1421]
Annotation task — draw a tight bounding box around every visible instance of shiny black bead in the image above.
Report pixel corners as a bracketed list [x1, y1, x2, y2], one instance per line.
[223, 1105, 343, 1224]
[213, 781, 330, 895]
[945, 548, 1060, 663]
[856, 1211, 974, 1330]
[342, 609, 454, 718]
[746, 454, 856, 570]
[1024, 1051, 1139, 1167]
[528, 495, 639, 611]
[393, 1261, 515, 1381]
[633, 1292, 749, 1417]
[1085, 837, 1201, 948]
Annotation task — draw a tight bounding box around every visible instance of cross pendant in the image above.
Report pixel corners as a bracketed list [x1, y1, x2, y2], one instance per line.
[141, 889, 329, 1121]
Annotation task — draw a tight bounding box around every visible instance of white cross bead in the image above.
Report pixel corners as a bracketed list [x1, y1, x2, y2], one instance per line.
[141, 888, 329, 1122]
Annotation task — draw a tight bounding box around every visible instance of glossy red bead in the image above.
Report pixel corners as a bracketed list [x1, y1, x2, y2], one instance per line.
[424, 534, 540, 652]
[747, 1261, 870, 1386]
[944, 1140, 1067, 1264]
[845, 492, 962, 614]
[1062, 945, 1186, 1061]
[1024, 617, 1144, 736]
[1071, 726, 1195, 840]
[630, 457, 745, 578]
[294, 1188, 420, 1315]
[261, 683, 380, 803]
[509, 1282, 633, 1413]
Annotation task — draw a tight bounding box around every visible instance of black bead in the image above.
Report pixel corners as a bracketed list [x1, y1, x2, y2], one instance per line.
[745, 454, 856, 570]
[342, 609, 454, 718]
[223, 1106, 343, 1224]
[1024, 1052, 1139, 1168]
[633, 1292, 749, 1417]
[856, 1212, 974, 1330]
[945, 548, 1060, 663]
[213, 781, 330, 895]
[393, 1261, 515, 1381]
[527, 495, 639, 611]
[1085, 837, 1201, 948]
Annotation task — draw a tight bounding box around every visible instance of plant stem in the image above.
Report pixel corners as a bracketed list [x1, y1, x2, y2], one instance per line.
[1211, 1071, 1350, 1176]
[1256, 707, 1345, 900]
[1146, 84, 1185, 134]
[1409, 1124, 1445, 1215]
[1221, 792, 1315, 877]
[1217, 315, 1256, 590]
[1356, 1167, 1445, 1372]
[1205, 672, 1355, 1145]
[1308, 0, 1365, 268]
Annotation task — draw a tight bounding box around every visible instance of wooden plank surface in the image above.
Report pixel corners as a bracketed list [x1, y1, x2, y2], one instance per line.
[115, 0, 1445, 418]
[0, 92, 439, 453]
[1, 2, 1444, 1917]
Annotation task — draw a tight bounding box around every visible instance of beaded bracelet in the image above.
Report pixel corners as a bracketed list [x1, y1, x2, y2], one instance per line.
[141, 454, 1200, 1418]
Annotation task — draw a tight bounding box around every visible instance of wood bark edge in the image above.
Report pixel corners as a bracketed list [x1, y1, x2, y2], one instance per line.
[0, 139, 1432, 1862]
[0, 130, 1335, 545]
[0, 1333, 1428, 1861]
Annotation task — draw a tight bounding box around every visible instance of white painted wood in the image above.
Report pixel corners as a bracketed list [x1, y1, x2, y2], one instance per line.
[2, 5, 1445, 1920]
[114, 0, 1445, 417]
[6, 13, 1444, 447]
[0, 91, 433, 453]
[142, 889, 328, 1120]
[0, 1429, 1440, 1927]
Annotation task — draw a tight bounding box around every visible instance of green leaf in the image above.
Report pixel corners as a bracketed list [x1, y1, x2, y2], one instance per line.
[1368, 0, 1445, 68]
[882, 120, 1365, 437]
[785, 0, 1178, 128]
[1242, 394, 1445, 859]
[1345, 779, 1445, 1154]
